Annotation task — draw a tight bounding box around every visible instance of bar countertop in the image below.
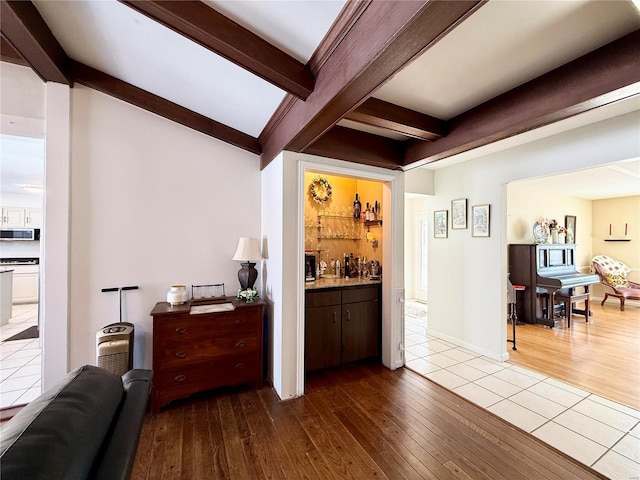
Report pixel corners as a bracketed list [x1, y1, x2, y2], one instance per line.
[304, 276, 381, 290]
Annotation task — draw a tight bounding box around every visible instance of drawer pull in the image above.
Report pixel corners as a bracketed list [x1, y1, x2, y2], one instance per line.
[346, 309, 351, 321]
[175, 351, 187, 358]
[235, 318, 247, 325]
[235, 363, 245, 369]
[235, 340, 246, 348]
[175, 374, 187, 382]
[175, 327, 187, 334]
[333, 312, 337, 324]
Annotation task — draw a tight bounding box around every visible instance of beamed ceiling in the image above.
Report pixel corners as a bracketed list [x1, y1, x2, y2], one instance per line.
[1, 0, 639, 171]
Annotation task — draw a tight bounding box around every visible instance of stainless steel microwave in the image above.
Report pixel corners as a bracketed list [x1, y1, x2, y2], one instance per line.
[0, 228, 40, 241]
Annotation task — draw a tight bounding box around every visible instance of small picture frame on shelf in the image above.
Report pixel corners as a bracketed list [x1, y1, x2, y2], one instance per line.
[565, 215, 576, 243]
[434, 210, 448, 238]
[451, 198, 467, 230]
[471, 204, 490, 237]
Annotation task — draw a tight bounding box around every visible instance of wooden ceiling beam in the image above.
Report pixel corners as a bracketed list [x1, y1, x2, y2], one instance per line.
[119, 0, 314, 100]
[303, 126, 404, 170]
[71, 61, 261, 155]
[0, 0, 71, 84]
[403, 29, 640, 167]
[0, 34, 28, 66]
[259, 0, 484, 169]
[345, 97, 447, 141]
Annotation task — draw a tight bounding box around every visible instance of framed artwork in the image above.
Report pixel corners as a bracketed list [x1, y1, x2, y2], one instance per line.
[472, 204, 490, 237]
[565, 215, 576, 243]
[451, 198, 467, 229]
[434, 210, 448, 238]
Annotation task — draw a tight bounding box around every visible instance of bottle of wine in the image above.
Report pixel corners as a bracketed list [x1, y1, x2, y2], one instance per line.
[344, 253, 350, 278]
[365, 202, 371, 221]
[353, 193, 361, 219]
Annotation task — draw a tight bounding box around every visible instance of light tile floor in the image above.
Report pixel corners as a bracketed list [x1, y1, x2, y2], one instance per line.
[0, 303, 41, 408]
[404, 302, 640, 480]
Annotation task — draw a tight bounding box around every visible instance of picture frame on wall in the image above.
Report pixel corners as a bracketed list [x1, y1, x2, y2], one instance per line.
[472, 204, 490, 237]
[451, 198, 467, 229]
[434, 210, 448, 238]
[565, 215, 576, 243]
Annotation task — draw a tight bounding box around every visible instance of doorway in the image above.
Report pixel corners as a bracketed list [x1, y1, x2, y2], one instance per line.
[0, 134, 44, 408]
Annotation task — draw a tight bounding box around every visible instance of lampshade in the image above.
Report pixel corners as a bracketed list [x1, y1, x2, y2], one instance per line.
[232, 237, 262, 261]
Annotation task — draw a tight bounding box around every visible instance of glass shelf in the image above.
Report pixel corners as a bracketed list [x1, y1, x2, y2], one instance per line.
[317, 236, 361, 241]
[318, 214, 358, 220]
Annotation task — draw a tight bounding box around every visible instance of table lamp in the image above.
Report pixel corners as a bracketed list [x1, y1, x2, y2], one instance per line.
[232, 237, 262, 290]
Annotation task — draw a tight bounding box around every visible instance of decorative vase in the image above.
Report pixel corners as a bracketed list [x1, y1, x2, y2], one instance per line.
[167, 285, 188, 305]
[551, 229, 559, 244]
[558, 233, 566, 244]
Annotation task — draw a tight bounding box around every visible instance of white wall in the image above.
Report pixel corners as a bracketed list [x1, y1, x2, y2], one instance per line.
[42, 82, 71, 388]
[0, 63, 45, 129]
[428, 111, 640, 361]
[507, 184, 593, 270]
[260, 153, 286, 396]
[404, 195, 430, 301]
[69, 86, 261, 369]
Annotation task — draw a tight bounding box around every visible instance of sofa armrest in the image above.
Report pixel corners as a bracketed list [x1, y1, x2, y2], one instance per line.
[0, 365, 124, 480]
[91, 369, 153, 480]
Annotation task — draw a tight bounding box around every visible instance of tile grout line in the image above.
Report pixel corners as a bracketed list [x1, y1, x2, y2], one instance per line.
[405, 331, 640, 473]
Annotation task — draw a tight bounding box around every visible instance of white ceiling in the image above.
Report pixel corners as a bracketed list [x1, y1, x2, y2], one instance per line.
[0, 134, 45, 196]
[512, 158, 640, 200]
[373, 0, 640, 120]
[32, 0, 346, 138]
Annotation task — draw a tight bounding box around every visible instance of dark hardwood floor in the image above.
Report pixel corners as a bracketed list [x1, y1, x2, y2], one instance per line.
[132, 363, 606, 479]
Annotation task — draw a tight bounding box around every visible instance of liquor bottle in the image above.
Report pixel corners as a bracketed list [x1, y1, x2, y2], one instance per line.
[365, 203, 371, 221]
[353, 193, 361, 219]
[373, 200, 379, 220]
[344, 253, 350, 278]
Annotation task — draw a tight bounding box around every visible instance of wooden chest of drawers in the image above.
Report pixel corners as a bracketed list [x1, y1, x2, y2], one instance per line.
[150, 298, 264, 412]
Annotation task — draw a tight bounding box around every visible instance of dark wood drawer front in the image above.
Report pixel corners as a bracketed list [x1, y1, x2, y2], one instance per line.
[306, 289, 341, 308]
[156, 314, 259, 344]
[342, 285, 379, 304]
[157, 355, 259, 389]
[159, 334, 259, 367]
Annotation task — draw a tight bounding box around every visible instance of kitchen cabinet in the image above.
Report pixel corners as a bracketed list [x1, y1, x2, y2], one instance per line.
[24, 209, 41, 227]
[305, 290, 342, 372]
[0, 207, 41, 228]
[150, 298, 264, 412]
[11, 265, 39, 304]
[1, 207, 24, 227]
[305, 284, 380, 373]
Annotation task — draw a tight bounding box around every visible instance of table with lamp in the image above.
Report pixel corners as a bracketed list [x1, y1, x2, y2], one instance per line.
[148, 237, 265, 412]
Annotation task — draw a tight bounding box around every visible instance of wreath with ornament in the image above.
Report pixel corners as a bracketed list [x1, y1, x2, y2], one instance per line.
[309, 176, 332, 204]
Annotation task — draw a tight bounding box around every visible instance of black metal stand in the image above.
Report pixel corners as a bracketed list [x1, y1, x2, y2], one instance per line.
[507, 301, 517, 350]
[101, 286, 139, 322]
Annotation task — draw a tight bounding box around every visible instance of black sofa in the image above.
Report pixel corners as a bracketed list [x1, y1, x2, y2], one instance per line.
[0, 365, 152, 480]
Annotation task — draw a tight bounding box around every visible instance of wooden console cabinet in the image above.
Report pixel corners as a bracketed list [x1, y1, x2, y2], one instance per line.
[305, 284, 380, 373]
[150, 298, 264, 412]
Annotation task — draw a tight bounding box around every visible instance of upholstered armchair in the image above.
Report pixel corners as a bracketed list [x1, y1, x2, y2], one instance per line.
[591, 255, 640, 311]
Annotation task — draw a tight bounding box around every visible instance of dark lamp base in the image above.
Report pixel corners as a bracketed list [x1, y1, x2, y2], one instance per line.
[238, 262, 258, 290]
